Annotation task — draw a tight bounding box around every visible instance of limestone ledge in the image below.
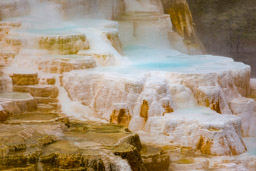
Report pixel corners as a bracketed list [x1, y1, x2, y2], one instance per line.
[38, 34, 89, 55]
[63, 72, 175, 131]
[38, 56, 96, 74]
[4, 33, 90, 55]
[11, 73, 38, 86]
[159, 65, 254, 136]
[79, 50, 116, 66]
[0, 95, 37, 116]
[62, 60, 255, 155]
[144, 109, 246, 156]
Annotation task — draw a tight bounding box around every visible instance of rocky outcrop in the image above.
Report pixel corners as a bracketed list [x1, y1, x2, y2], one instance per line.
[113, 134, 146, 171]
[161, 0, 205, 54]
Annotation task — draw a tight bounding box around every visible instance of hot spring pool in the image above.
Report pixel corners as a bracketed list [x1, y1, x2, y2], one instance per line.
[93, 46, 246, 75]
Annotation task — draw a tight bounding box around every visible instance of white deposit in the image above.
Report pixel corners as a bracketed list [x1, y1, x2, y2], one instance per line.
[1, 0, 256, 170]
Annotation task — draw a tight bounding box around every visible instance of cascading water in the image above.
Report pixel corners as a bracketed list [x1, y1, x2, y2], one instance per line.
[0, 0, 256, 170]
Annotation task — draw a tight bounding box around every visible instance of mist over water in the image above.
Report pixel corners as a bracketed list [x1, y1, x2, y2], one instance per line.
[0, 1, 256, 170]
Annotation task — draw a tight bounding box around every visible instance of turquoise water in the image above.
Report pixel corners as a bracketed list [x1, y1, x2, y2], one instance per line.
[244, 137, 256, 156]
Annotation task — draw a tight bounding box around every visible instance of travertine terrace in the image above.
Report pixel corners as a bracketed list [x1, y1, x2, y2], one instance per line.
[0, 0, 256, 170]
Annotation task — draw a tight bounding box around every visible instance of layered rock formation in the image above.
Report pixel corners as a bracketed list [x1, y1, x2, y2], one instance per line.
[1, 0, 256, 170]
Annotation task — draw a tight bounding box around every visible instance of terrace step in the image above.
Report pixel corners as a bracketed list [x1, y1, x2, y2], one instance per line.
[11, 73, 38, 85]
[13, 85, 59, 98]
[37, 103, 59, 113]
[35, 97, 59, 104]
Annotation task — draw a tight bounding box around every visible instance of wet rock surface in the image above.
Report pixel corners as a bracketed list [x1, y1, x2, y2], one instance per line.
[0, 111, 147, 170]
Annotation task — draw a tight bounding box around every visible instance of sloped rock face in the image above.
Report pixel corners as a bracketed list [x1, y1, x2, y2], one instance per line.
[185, 0, 256, 76]
[161, 0, 205, 54]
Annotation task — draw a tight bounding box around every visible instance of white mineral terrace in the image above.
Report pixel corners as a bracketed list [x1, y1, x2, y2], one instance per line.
[0, 0, 256, 170]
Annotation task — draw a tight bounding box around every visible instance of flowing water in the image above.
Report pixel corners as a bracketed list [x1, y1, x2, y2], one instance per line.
[0, 0, 256, 170]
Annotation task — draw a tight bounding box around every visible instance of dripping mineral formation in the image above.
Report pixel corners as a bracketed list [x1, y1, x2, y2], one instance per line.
[0, 0, 256, 170]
